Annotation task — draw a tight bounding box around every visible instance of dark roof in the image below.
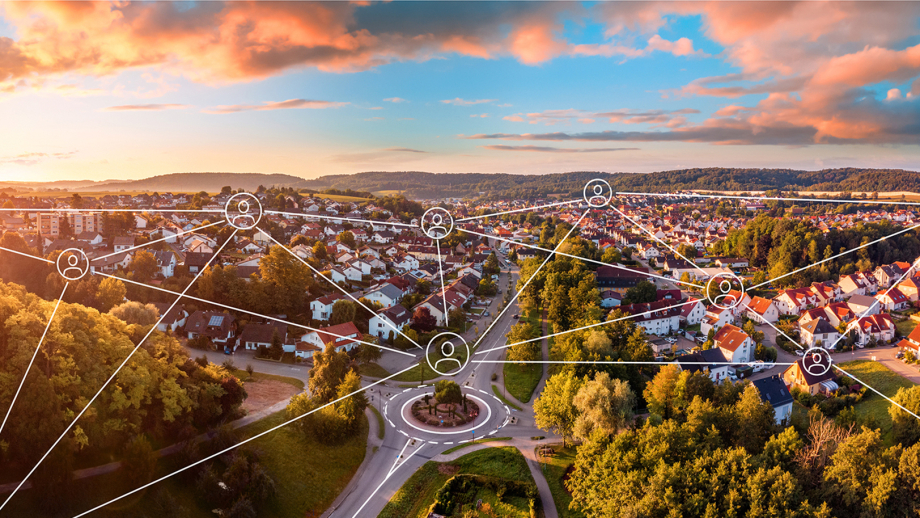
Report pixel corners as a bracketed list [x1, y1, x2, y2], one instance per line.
[238, 322, 288, 345]
[595, 265, 650, 288]
[676, 348, 728, 374]
[801, 317, 837, 335]
[184, 251, 214, 267]
[752, 375, 794, 408]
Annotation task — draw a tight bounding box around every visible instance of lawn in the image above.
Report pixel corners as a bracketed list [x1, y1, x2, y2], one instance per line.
[492, 384, 523, 411]
[369, 404, 386, 440]
[378, 447, 537, 518]
[229, 368, 305, 391]
[390, 360, 441, 383]
[503, 362, 543, 403]
[897, 318, 918, 338]
[837, 360, 915, 434]
[539, 444, 586, 518]
[234, 411, 369, 517]
[442, 437, 512, 454]
[359, 362, 392, 379]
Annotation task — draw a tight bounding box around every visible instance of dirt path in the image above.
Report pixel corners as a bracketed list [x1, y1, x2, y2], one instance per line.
[241, 379, 302, 414]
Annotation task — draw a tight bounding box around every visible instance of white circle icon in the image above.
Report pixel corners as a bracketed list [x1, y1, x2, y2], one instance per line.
[583, 179, 613, 207]
[421, 207, 454, 240]
[224, 192, 263, 230]
[706, 272, 745, 310]
[802, 347, 832, 376]
[426, 332, 470, 376]
[57, 248, 89, 280]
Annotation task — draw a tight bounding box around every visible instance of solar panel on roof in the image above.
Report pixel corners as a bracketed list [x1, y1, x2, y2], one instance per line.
[208, 315, 224, 327]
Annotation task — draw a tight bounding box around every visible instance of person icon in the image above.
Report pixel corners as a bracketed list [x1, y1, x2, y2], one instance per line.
[57, 248, 89, 280]
[583, 179, 612, 207]
[421, 207, 454, 240]
[588, 184, 608, 206]
[434, 341, 463, 372]
[224, 193, 262, 230]
[230, 201, 256, 227]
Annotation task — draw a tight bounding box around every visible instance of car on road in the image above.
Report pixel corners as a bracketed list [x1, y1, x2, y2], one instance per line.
[513, 314, 519, 319]
[897, 351, 905, 360]
[729, 372, 738, 382]
[795, 350, 805, 356]
[751, 360, 764, 373]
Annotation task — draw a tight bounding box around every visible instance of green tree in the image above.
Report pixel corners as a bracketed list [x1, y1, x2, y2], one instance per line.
[643, 364, 682, 419]
[337, 231, 356, 249]
[260, 245, 312, 314]
[891, 385, 920, 446]
[96, 276, 126, 313]
[356, 340, 383, 366]
[130, 249, 159, 283]
[122, 435, 158, 487]
[330, 299, 358, 325]
[108, 300, 159, 326]
[534, 371, 583, 447]
[269, 328, 284, 360]
[313, 241, 328, 260]
[308, 343, 350, 403]
[621, 280, 657, 305]
[573, 372, 635, 440]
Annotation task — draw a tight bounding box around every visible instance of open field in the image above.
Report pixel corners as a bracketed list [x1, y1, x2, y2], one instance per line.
[837, 360, 915, 434]
[539, 444, 586, 518]
[378, 447, 536, 518]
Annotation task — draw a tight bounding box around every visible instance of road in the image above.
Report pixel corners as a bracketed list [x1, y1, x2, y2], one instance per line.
[326, 255, 562, 518]
[186, 346, 312, 384]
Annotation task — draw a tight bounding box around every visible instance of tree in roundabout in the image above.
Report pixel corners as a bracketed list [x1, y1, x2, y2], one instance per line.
[435, 380, 463, 418]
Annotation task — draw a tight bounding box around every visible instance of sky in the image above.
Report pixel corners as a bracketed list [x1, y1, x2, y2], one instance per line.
[1, 1, 920, 183]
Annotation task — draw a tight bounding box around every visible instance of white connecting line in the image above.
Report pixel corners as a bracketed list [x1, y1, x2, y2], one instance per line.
[71, 364, 419, 518]
[456, 199, 582, 222]
[0, 227, 239, 512]
[265, 209, 418, 228]
[0, 282, 68, 438]
[610, 204, 709, 277]
[348, 438, 428, 518]
[262, 231, 424, 350]
[435, 239, 449, 327]
[473, 360, 797, 366]
[95, 272, 415, 358]
[476, 298, 699, 355]
[470, 208, 590, 351]
[0, 245, 54, 264]
[459, 226, 704, 290]
[0, 208, 225, 213]
[91, 220, 224, 262]
[620, 191, 920, 207]
[834, 364, 920, 421]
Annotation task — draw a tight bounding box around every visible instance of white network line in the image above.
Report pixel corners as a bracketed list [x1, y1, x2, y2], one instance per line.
[828, 258, 920, 351]
[741, 299, 807, 351]
[262, 231, 424, 350]
[91, 220, 224, 262]
[0, 228, 238, 512]
[95, 272, 415, 358]
[476, 298, 699, 355]
[610, 204, 708, 276]
[0, 208, 225, 213]
[265, 209, 418, 228]
[0, 246, 54, 264]
[619, 191, 920, 207]
[472, 209, 590, 351]
[751, 221, 920, 290]
[456, 199, 581, 222]
[435, 239, 449, 327]
[459, 226, 704, 289]
[72, 364, 419, 518]
[834, 364, 920, 420]
[350, 439, 428, 518]
[473, 360, 797, 366]
[0, 282, 68, 438]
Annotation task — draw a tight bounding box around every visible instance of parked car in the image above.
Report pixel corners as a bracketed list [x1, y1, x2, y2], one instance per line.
[513, 314, 519, 319]
[795, 350, 805, 357]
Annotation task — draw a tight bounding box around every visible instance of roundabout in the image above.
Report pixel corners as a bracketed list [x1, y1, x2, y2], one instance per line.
[380, 385, 511, 444]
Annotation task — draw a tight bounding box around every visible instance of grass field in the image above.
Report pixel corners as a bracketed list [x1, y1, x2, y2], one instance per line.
[369, 404, 386, 440]
[503, 363, 543, 403]
[359, 362, 392, 379]
[492, 384, 523, 411]
[897, 318, 918, 338]
[539, 444, 585, 518]
[441, 437, 512, 454]
[378, 447, 536, 518]
[837, 360, 915, 434]
[229, 368, 305, 391]
[235, 411, 369, 517]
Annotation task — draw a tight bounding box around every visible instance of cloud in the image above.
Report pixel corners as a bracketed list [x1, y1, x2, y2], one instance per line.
[471, 113, 488, 118]
[104, 103, 189, 111]
[0, 150, 78, 165]
[501, 108, 699, 127]
[482, 145, 639, 153]
[383, 97, 408, 103]
[383, 147, 427, 153]
[364, 116, 384, 121]
[203, 99, 348, 114]
[441, 98, 497, 106]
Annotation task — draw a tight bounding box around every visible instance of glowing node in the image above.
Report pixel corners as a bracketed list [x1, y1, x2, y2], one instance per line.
[706, 271, 746, 310]
[421, 207, 454, 240]
[426, 332, 470, 377]
[224, 192, 263, 230]
[583, 178, 613, 207]
[57, 248, 89, 280]
[802, 347, 832, 376]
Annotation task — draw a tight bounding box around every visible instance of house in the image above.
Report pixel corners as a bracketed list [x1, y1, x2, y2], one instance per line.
[783, 359, 837, 395]
[700, 306, 733, 337]
[897, 325, 920, 355]
[824, 301, 856, 327]
[752, 375, 794, 425]
[799, 317, 840, 349]
[847, 294, 879, 317]
[184, 252, 215, 274]
[876, 288, 909, 312]
[311, 294, 346, 321]
[369, 304, 412, 340]
[113, 236, 135, 253]
[773, 288, 816, 315]
[900, 277, 920, 302]
[676, 348, 730, 383]
[848, 313, 896, 346]
[595, 265, 650, 293]
[745, 296, 779, 324]
[712, 324, 754, 363]
[839, 274, 868, 296]
[363, 283, 403, 308]
[297, 322, 363, 355]
[237, 322, 288, 351]
[151, 303, 188, 333]
[600, 290, 622, 309]
[153, 250, 178, 278]
[186, 311, 236, 345]
[679, 298, 706, 325]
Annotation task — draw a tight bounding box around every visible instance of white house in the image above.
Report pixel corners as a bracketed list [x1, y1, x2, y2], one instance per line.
[745, 296, 779, 324]
[369, 304, 411, 341]
[799, 317, 840, 348]
[713, 324, 754, 363]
